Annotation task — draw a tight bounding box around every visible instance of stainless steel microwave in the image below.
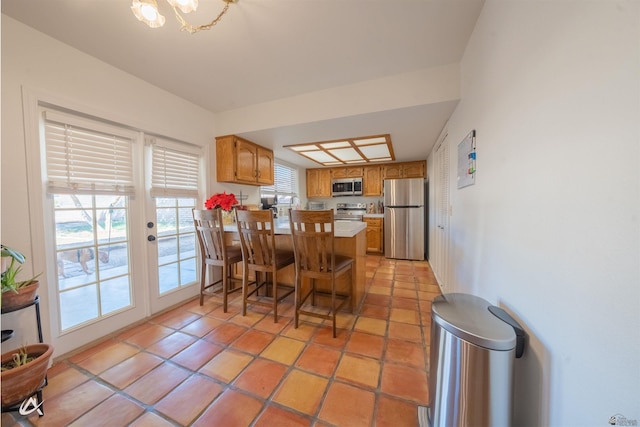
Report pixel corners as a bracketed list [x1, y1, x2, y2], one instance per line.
[331, 178, 363, 197]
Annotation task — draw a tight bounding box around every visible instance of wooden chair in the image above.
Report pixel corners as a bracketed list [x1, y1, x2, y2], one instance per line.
[235, 209, 295, 322]
[288, 209, 352, 337]
[193, 208, 243, 311]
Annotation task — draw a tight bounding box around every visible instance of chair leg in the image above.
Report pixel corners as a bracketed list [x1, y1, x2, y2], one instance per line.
[242, 263, 248, 317]
[332, 314, 337, 338]
[272, 268, 278, 323]
[199, 263, 206, 306]
[222, 264, 228, 313]
[294, 271, 300, 329]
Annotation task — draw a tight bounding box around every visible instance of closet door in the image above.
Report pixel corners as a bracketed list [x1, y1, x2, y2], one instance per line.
[432, 136, 450, 289]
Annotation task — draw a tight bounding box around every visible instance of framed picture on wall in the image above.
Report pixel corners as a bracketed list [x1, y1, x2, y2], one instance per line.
[457, 130, 476, 189]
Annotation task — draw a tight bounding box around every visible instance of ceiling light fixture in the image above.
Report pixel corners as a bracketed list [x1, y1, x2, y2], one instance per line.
[284, 134, 395, 166]
[131, 0, 236, 34]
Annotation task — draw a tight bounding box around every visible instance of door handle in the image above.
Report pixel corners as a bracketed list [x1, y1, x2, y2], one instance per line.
[147, 235, 156, 242]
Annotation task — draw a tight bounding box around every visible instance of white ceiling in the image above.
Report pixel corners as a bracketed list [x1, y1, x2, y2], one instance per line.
[2, 0, 485, 168]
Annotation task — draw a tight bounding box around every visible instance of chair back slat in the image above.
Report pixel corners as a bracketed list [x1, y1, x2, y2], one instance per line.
[236, 210, 277, 269]
[193, 209, 227, 263]
[290, 210, 335, 276]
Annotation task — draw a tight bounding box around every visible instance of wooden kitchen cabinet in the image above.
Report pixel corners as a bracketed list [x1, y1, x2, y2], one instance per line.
[364, 217, 384, 254]
[306, 168, 332, 198]
[304, 160, 425, 198]
[363, 166, 382, 196]
[382, 161, 426, 179]
[216, 135, 274, 185]
[332, 167, 363, 178]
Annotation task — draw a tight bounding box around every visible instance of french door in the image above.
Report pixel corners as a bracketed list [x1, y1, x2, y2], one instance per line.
[146, 196, 198, 314]
[146, 139, 202, 313]
[35, 106, 201, 355]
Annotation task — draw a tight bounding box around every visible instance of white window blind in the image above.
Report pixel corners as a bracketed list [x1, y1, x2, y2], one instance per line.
[262, 161, 298, 196]
[149, 137, 201, 198]
[44, 110, 135, 195]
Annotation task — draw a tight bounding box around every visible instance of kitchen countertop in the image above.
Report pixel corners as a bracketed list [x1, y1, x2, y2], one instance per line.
[363, 213, 384, 218]
[224, 217, 367, 238]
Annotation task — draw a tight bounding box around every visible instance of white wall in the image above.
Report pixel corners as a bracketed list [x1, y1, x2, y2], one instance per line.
[1, 16, 217, 345]
[438, 1, 639, 425]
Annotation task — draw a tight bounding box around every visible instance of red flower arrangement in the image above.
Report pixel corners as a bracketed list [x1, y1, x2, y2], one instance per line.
[204, 192, 238, 211]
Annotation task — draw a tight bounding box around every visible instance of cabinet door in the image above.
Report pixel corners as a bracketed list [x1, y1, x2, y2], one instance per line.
[235, 139, 258, 182]
[346, 167, 363, 177]
[332, 168, 347, 178]
[402, 161, 425, 178]
[317, 169, 332, 197]
[365, 218, 383, 253]
[306, 169, 319, 197]
[363, 166, 382, 196]
[382, 164, 402, 179]
[256, 147, 274, 185]
[307, 168, 330, 198]
[215, 135, 235, 183]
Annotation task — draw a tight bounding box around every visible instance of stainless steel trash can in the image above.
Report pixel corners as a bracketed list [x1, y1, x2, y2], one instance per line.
[418, 293, 524, 427]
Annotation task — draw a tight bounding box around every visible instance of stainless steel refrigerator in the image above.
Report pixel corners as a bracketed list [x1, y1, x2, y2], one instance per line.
[384, 178, 425, 260]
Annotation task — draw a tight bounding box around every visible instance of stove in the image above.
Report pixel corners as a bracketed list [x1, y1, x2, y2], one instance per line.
[335, 202, 366, 221]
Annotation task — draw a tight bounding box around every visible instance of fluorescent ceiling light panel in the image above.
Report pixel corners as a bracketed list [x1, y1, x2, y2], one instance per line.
[320, 141, 350, 149]
[284, 134, 395, 166]
[302, 151, 338, 163]
[354, 136, 387, 145]
[359, 144, 391, 159]
[290, 145, 312, 152]
[328, 147, 361, 161]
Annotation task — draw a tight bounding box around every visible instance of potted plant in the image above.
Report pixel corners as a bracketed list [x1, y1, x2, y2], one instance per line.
[1, 245, 41, 310]
[1, 343, 53, 407]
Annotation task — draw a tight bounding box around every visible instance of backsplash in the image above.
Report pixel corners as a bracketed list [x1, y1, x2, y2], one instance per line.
[306, 197, 384, 213]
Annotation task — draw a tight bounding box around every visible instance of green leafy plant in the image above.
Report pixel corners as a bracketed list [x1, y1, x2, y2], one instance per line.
[0, 347, 34, 372]
[1, 245, 40, 293]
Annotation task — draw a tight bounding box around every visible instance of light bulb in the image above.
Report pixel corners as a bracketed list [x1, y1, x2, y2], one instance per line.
[168, 0, 198, 13]
[141, 4, 158, 21]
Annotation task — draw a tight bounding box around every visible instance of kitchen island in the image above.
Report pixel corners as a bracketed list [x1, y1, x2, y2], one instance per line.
[224, 217, 367, 312]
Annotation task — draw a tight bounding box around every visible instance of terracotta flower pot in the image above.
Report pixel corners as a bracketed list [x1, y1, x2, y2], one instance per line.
[1, 343, 53, 407]
[1, 281, 39, 310]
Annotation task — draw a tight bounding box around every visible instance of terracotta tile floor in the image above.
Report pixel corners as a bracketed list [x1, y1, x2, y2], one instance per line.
[2, 255, 441, 427]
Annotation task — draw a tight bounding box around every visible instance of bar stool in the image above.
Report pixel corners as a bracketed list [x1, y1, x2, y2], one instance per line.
[193, 208, 243, 311]
[235, 209, 295, 322]
[289, 209, 352, 337]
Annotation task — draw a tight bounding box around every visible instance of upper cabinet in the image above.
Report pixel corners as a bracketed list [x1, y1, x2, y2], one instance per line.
[305, 161, 426, 198]
[332, 167, 363, 178]
[306, 168, 332, 198]
[382, 161, 425, 179]
[363, 166, 382, 196]
[216, 135, 274, 186]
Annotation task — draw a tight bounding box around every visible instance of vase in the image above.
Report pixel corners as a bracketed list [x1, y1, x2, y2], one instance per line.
[221, 209, 235, 225]
[1, 281, 39, 310]
[1, 343, 53, 407]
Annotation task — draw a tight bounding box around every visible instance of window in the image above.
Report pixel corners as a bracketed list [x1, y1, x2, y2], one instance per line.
[260, 160, 299, 205]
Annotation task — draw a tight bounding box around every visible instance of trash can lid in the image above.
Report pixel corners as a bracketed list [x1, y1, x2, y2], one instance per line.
[431, 293, 516, 351]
